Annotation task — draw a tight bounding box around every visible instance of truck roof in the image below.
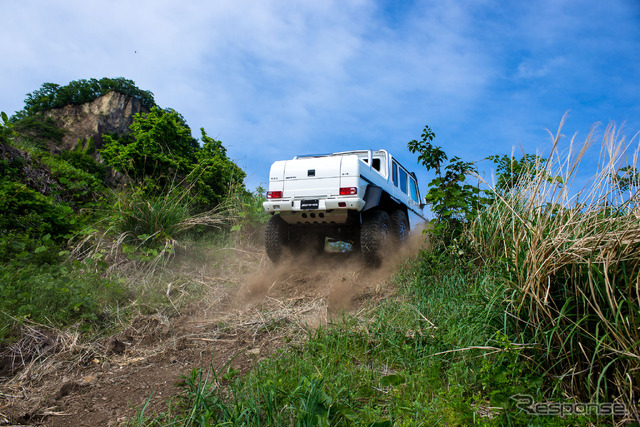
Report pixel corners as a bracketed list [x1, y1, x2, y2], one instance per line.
[294, 149, 388, 159]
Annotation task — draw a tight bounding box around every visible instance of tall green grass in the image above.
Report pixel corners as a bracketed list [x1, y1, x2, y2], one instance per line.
[471, 118, 640, 415]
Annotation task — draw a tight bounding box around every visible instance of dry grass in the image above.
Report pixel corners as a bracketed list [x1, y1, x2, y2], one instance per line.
[0, 320, 96, 386]
[71, 186, 233, 278]
[472, 115, 640, 415]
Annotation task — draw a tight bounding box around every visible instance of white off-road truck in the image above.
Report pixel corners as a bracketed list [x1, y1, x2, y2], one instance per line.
[263, 149, 427, 266]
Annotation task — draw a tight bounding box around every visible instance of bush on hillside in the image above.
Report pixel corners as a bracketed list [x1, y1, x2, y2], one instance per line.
[101, 107, 245, 211]
[11, 115, 65, 150]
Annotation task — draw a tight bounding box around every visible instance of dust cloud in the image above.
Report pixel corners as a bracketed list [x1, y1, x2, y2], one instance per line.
[228, 229, 429, 323]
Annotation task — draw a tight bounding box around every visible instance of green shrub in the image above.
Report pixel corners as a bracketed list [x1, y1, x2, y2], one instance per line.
[0, 261, 128, 339]
[1, 112, 14, 144]
[74, 183, 230, 273]
[100, 107, 199, 183]
[101, 108, 245, 211]
[11, 114, 65, 150]
[36, 153, 104, 205]
[59, 148, 107, 181]
[0, 180, 73, 236]
[408, 125, 488, 246]
[189, 128, 246, 210]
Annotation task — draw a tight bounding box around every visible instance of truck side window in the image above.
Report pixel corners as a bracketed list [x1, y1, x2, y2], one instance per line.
[392, 162, 398, 187]
[410, 178, 418, 202]
[399, 169, 408, 194]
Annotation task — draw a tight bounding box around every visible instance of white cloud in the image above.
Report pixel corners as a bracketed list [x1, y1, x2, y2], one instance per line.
[1, 0, 638, 191]
[516, 56, 566, 79]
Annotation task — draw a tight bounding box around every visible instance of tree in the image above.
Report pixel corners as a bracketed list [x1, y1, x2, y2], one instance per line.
[101, 108, 245, 210]
[101, 107, 199, 183]
[189, 128, 246, 209]
[408, 125, 487, 241]
[0, 112, 13, 144]
[486, 153, 548, 193]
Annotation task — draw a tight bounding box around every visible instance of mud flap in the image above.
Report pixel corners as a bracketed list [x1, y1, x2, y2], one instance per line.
[362, 185, 382, 212]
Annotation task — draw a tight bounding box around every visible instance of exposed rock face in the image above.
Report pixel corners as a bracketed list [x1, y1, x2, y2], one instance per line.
[45, 91, 149, 151]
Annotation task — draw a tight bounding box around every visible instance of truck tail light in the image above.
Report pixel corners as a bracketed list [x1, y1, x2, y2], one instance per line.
[267, 191, 283, 199]
[339, 187, 357, 195]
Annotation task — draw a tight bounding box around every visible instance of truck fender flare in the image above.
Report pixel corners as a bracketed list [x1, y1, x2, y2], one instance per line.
[362, 185, 383, 212]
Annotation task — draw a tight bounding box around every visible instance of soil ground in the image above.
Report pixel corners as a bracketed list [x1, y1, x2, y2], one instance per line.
[0, 241, 415, 426]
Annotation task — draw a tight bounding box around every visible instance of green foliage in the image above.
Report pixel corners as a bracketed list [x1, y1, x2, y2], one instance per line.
[13, 77, 155, 119]
[101, 108, 245, 211]
[238, 186, 269, 224]
[101, 107, 198, 182]
[612, 165, 640, 192]
[189, 128, 246, 209]
[471, 123, 640, 418]
[408, 125, 487, 242]
[1, 111, 15, 144]
[486, 153, 546, 192]
[0, 261, 127, 338]
[486, 153, 563, 194]
[37, 151, 106, 206]
[11, 114, 65, 150]
[0, 181, 73, 248]
[407, 125, 445, 176]
[227, 186, 269, 243]
[76, 183, 230, 273]
[112, 186, 193, 247]
[59, 148, 108, 182]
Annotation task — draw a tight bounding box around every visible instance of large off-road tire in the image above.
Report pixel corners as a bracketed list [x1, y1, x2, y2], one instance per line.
[265, 215, 289, 263]
[390, 210, 409, 247]
[360, 210, 391, 267]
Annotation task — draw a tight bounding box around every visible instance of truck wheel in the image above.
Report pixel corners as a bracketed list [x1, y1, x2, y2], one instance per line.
[390, 210, 409, 246]
[265, 215, 288, 263]
[361, 210, 390, 267]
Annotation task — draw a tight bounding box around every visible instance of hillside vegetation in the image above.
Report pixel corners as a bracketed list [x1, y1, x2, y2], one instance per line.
[0, 78, 260, 345]
[1, 78, 639, 425]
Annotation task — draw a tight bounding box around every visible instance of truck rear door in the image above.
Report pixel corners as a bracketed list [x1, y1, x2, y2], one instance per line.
[282, 156, 342, 199]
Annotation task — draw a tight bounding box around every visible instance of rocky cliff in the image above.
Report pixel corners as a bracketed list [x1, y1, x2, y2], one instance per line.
[45, 91, 149, 152]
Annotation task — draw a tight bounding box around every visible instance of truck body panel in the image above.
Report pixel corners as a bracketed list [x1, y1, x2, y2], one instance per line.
[264, 149, 427, 228]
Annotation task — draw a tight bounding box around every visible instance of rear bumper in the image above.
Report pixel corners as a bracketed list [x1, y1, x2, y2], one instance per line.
[263, 197, 365, 213]
[263, 197, 366, 225]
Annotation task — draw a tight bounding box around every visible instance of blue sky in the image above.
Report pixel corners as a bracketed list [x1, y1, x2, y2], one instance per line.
[1, 0, 639, 194]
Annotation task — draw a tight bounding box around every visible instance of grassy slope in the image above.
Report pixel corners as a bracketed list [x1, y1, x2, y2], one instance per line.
[137, 252, 597, 426]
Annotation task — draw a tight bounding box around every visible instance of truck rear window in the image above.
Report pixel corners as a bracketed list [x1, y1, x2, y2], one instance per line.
[363, 157, 382, 172]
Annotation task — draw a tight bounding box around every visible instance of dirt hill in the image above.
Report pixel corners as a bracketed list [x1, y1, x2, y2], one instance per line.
[0, 245, 404, 426]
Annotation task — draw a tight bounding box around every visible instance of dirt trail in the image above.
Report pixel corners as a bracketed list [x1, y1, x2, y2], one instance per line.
[0, 242, 418, 426]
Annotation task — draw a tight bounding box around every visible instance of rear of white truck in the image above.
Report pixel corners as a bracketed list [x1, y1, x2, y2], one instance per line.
[263, 150, 426, 266]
